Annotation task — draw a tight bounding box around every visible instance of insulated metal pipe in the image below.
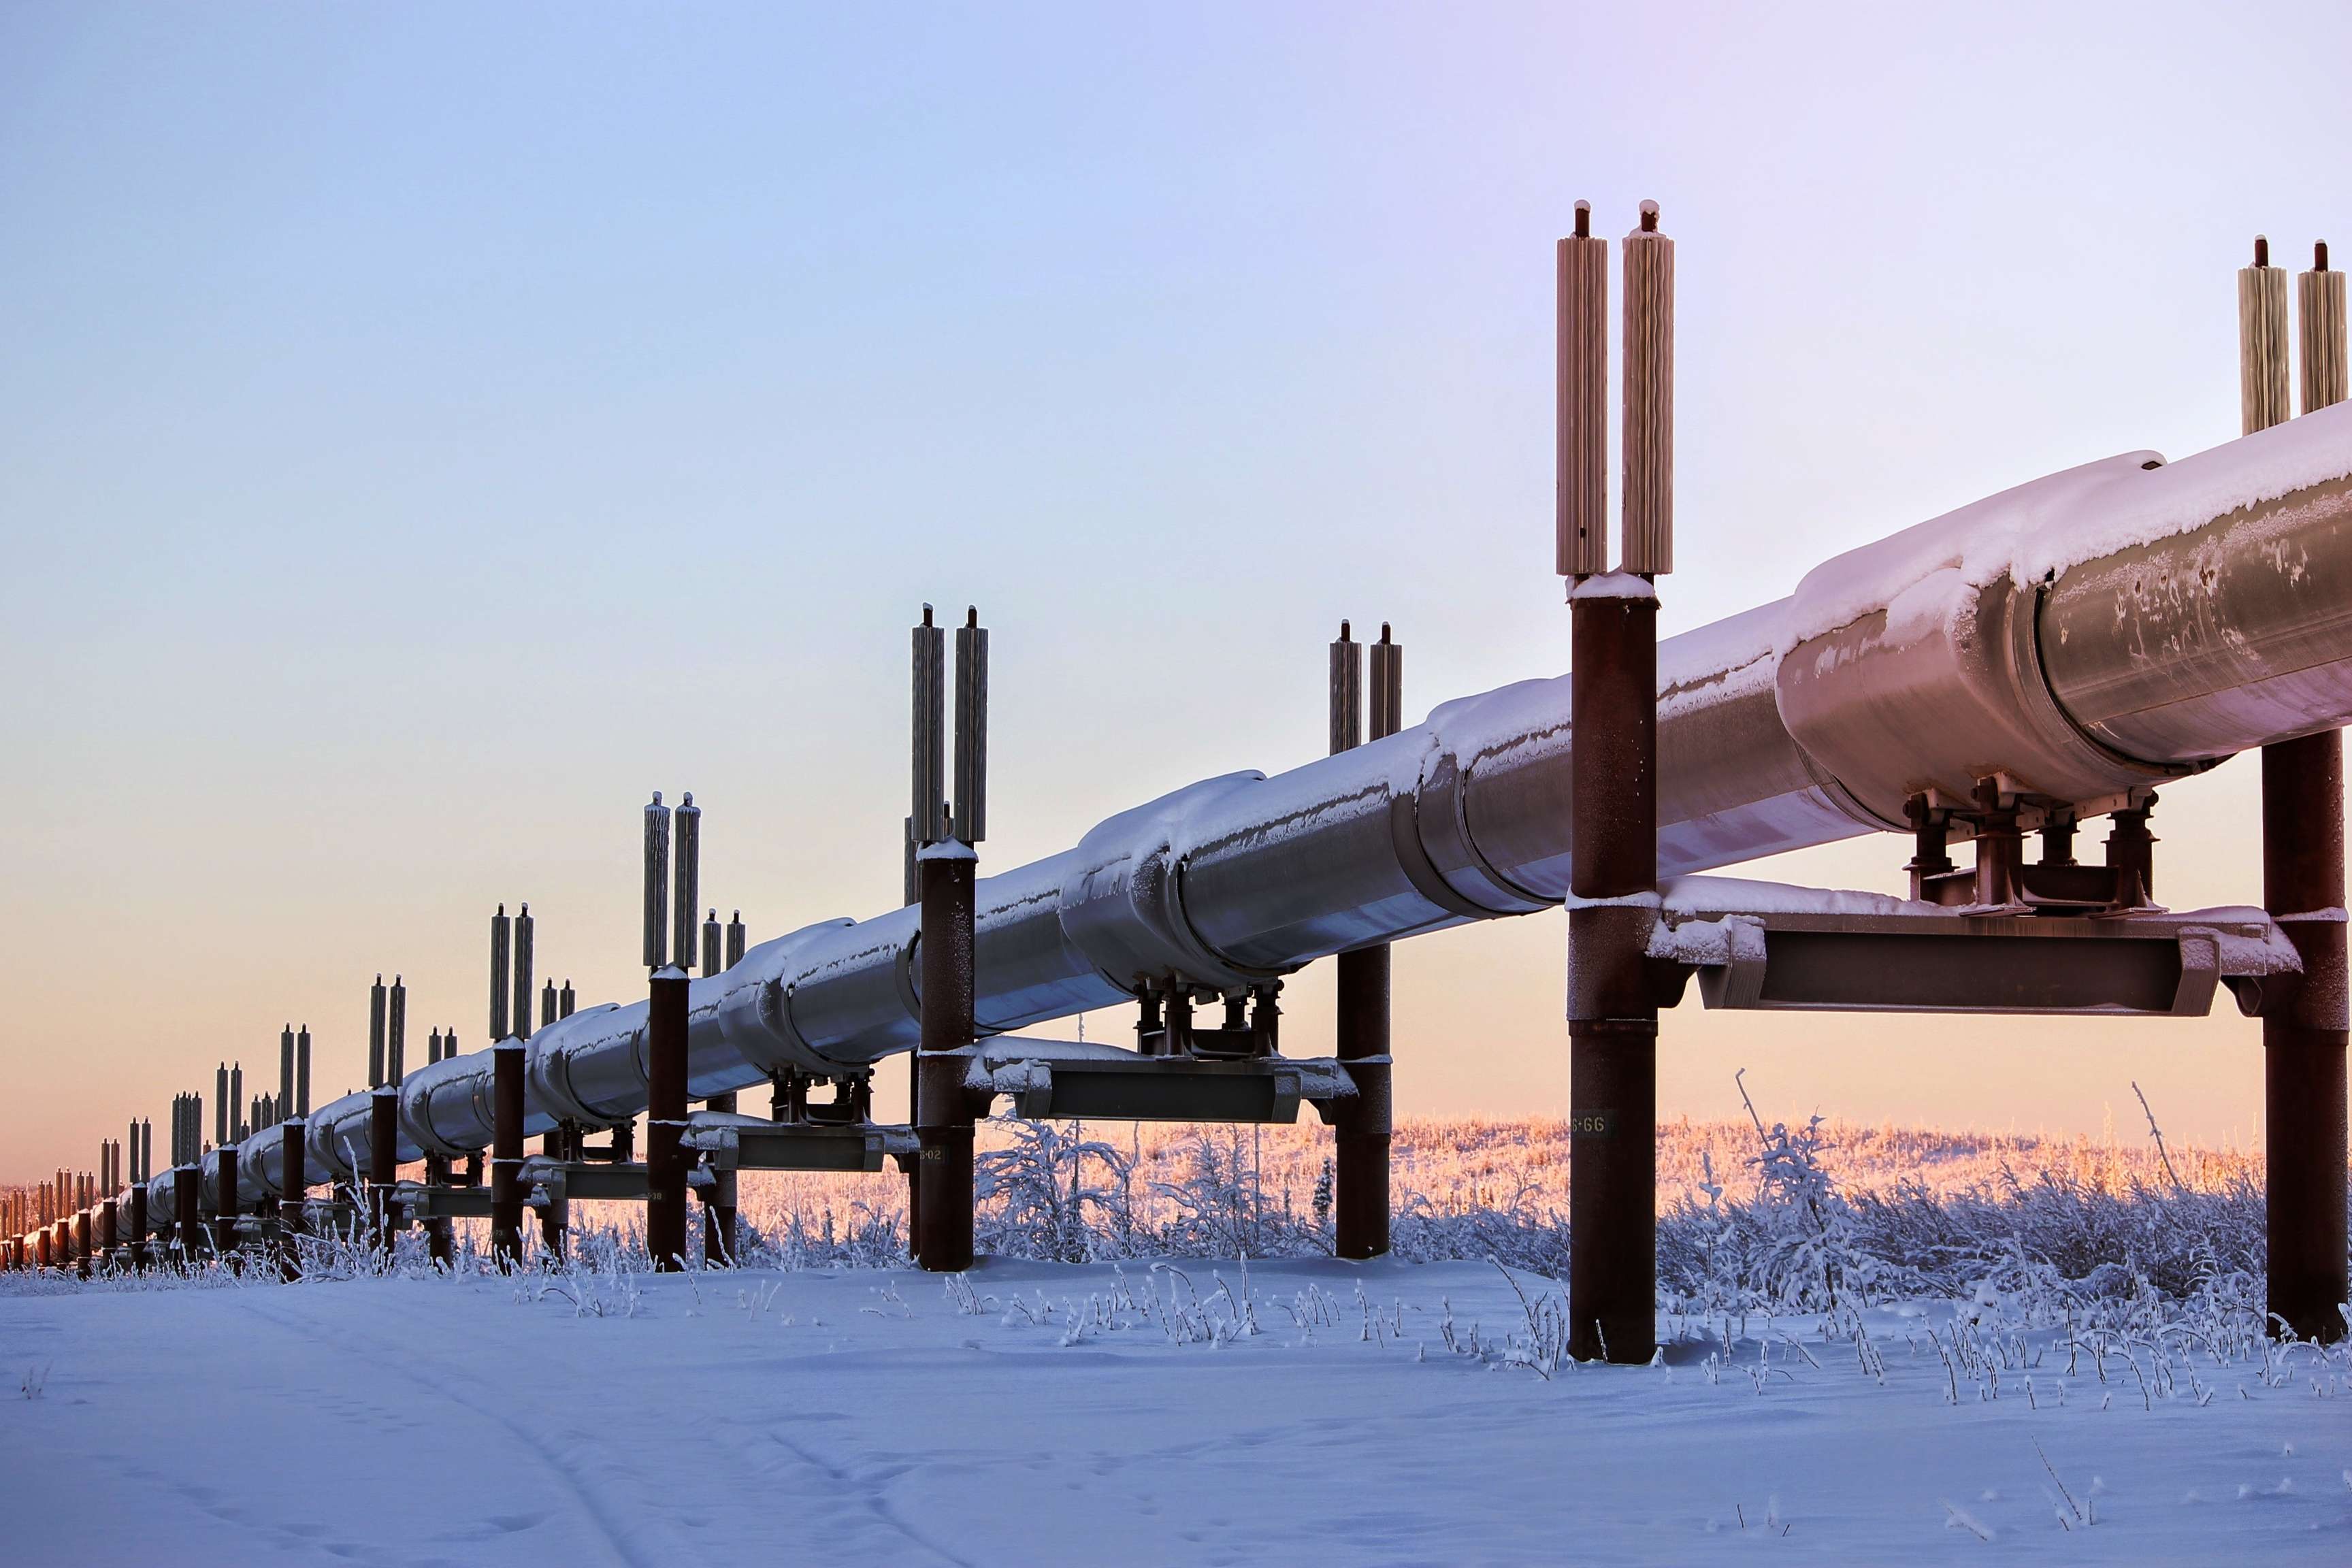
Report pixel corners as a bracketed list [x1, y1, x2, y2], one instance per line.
[281, 407, 2352, 1197]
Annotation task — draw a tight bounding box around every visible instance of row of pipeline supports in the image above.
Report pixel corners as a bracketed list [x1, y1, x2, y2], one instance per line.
[10, 220, 2342, 1369]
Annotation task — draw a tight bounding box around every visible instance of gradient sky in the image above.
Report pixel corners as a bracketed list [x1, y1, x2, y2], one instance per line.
[6, 3, 2351, 1180]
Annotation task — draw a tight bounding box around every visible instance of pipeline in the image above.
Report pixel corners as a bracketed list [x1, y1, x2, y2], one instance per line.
[195, 401, 2352, 1207]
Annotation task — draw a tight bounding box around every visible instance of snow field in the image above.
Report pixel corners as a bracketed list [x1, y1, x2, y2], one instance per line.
[4, 1256, 2349, 1566]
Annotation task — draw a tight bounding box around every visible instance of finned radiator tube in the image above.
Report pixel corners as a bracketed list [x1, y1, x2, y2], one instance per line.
[2305, 242, 2347, 416]
[1556, 199, 1608, 577]
[2243, 235, 2292, 435]
[1620, 199, 1673, 575]
[642, 794, 670, 970]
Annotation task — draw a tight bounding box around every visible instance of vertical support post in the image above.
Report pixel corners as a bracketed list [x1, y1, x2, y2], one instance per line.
[726, 911, 746, 970]
[214, 1145, 240, 1262]
[97, 1154, 116, 1265]
[702, 909, 721, 977]
[702, 1091, 738, 1264]
[175, 1160, 199, 1267]
[908, 606, 947, 1241]
[490, 1041, 525, 1268]
[297, 1028, 311, 1117]
[368, 1086, 397, 1258]
[915, 843, 977, 1272]
[129, 1179, 148, 1271]
[1332, 622, 1396, 1260]
[424, 1153, 453, 1266]
[279, 1026, 295, 1122]
[278, 1118, 306, 1281]
[647, 966, 690, 1271]
[1565, 200, 1670, 1365]
[2259, 236, 2350, 1343]
[915, 606, 983, 1273]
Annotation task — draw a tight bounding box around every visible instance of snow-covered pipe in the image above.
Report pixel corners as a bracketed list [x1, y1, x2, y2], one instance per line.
[225, 408, 2352, 1201]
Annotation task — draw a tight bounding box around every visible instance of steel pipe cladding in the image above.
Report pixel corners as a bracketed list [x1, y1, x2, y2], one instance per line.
[216, 411, 2352, 1192]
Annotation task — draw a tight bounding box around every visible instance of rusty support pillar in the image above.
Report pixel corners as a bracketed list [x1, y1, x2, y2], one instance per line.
[174, 1165, 199, 1267]
[702, 1091, 738, 1264]
[2263, 730, 2349, 1342]
[915, 844, 978, 1272]
[1567, 578, 1661, 1365]
[1563, 200, 1669, 1366]
[424, 1153, 453, 1267]
[647, 967, 690, 1271]
[490, 1042, 525, 1268]
[279, 1119, 306, 1281]
[2243, 233, 2349, 1343]
[128, 1185, 147, 1271]
[214, 1146, 240, 1263]
[367, 1088, 397, 1260]
[75, 1211, 91, 1281]
[1332, 621, 1399, 1259]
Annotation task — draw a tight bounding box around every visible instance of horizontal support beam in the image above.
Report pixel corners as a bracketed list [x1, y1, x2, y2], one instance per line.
[682, 1114, 917, 1173]
[1650, 898, 2297, 1016]
[966, 1046, 1360, 1124]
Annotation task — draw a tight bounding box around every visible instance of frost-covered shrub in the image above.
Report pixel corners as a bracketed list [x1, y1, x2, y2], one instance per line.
[975, 1118, 1136, 1261]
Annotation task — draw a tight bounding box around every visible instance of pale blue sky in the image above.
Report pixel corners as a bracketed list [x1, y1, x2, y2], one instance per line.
[5, 3, 2350, 1174]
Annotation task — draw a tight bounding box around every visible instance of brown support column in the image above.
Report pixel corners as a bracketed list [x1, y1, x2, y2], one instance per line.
[2263, 731, 2349, 1342]
[128, 1185, 148, 1271]
[646, 968, 690, 1271]
[1567, 580, 1661, 1365]
[490, 1042, 525, 1268]
[2248, 235, 2348, 1343]
[214, 1147, 240, 1263]
[367, 1088, 397, 1260]
[75, 1211, 91, 1281]
[174, 1165, 199, 1268]
[1332, 622, 1398, 1260]
[915, 844, 977, 1272]
[278, 1120, 306, 1281]
[1564, 199, 1671, 1366]
[702, 1091, 738, 1264]
[424, 1153, 453, 1267]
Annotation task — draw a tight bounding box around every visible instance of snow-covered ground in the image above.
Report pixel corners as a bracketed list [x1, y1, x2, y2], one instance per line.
[4, 1257, 2347, 1565]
